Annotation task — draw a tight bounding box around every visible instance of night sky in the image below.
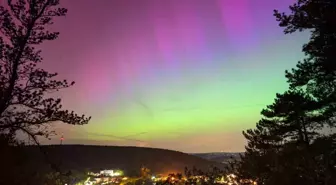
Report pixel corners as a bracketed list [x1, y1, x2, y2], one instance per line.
[24, 0, 308, 153]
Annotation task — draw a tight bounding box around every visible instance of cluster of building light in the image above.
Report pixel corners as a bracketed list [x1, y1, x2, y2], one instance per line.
[73, 170, 257, 185]
[99, 170, 123, 177]
[88, 170, 123, 177]
[215, 174, 257, 185]
[85, 169, 125, 185]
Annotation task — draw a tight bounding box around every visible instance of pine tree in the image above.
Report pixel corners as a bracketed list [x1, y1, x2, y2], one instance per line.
[235, 1, 336, 184]
[236, 90, 328, 185]
[271, 1, 336, 184]
[0, 0, 91, 143]
[274, 0, 336, 127]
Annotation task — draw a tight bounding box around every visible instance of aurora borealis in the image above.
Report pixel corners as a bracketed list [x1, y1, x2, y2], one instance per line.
[37, 0, 309, 152]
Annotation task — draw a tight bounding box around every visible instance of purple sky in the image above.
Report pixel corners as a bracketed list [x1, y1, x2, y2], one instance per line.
[7, 0, 310, 153]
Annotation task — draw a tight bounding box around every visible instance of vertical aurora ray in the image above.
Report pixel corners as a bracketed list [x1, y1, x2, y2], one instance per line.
[217, 0, 261, 54]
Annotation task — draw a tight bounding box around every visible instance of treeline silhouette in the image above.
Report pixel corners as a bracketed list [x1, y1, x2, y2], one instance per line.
[1, 0, 335, 185]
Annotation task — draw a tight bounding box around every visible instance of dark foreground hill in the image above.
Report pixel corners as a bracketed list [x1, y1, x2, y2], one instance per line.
[192, 152, 242, 164]
[23, 145, 225, 175]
